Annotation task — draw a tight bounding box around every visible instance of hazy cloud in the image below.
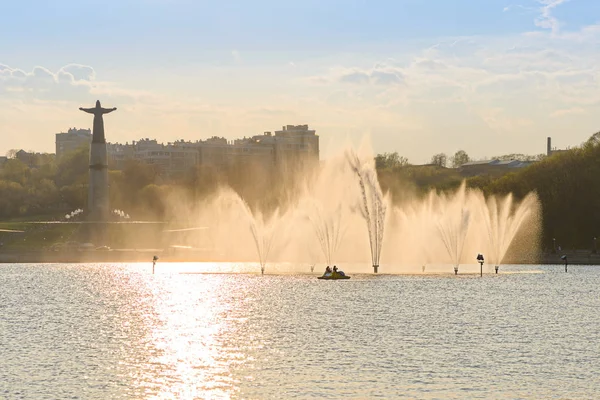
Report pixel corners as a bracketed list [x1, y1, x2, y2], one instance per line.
[551, 107, 586, 117]
[339, 71, 370, 84]
[329, 66, 405, 86]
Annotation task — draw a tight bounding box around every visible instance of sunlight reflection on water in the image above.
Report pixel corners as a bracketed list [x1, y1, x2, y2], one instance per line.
[1, 263, 599, 399]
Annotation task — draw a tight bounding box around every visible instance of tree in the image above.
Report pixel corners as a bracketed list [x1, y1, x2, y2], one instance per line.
[588, 131, 600, 145]
[451, 150, 470, 168]
[55, 147, 89, 187]
[492, 153, 545, 162]
[5, 149, 19, 159]
[375, 152, 409, 169]
[430, 153, 447, 167]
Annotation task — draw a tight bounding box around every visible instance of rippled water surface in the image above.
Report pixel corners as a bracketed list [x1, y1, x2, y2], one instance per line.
[1, 263, 600, 399]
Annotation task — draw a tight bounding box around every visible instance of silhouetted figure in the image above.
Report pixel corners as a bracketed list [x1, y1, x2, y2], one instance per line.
[79, 100, 117, 143]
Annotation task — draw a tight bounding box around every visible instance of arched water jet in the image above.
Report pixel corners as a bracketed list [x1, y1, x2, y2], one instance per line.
[346, 150, 387, 273]
[216, 190, 280, 275]
[240, 202, 278, 275]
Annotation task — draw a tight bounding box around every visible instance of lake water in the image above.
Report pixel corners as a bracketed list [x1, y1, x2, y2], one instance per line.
[1, 263, 599, 399]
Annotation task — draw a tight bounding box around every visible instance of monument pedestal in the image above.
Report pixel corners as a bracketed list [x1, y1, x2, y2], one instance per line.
[88, 142, 109, 222]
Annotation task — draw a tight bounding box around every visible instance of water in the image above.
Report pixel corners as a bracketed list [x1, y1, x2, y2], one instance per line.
[2, 263, 599, 399]
[346, 150, 387, 269]
[305, 199, 346, 266]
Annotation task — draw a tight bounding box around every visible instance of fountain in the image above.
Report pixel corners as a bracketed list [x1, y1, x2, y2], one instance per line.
[240, 202, 279, 275]
[477, 192, 537, 272]
[434, 184, 472, 274]
[437, 207, 471, 275]
[346, 150, 387, 273]
[305, 200, 346, 268]
[161, 145, 540, 274]
[220, 192, 280, 275]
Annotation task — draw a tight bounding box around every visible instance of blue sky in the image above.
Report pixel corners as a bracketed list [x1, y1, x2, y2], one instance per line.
[1, 0, 600, 162]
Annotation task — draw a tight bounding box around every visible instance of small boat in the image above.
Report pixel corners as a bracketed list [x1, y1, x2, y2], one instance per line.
[318, 271, 350, 280]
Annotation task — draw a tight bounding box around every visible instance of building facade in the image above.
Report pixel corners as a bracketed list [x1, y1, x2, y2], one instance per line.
[56, 128, 92, 160]
[104, 124, 319, 177]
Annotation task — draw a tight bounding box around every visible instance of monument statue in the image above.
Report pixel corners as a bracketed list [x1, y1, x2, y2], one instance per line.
[79, 100, 117, 144]
[79, 100, 116, 223]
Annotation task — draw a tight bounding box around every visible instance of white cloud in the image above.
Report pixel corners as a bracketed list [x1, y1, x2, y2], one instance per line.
[58, 64, 96, 82]
[534, 0, 569, 33]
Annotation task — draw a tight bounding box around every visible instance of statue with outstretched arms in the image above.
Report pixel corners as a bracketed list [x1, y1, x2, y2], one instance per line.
[79, 100, 117, 143]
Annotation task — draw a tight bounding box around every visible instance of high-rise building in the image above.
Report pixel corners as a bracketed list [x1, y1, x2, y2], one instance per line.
[55, 128, 92, 159]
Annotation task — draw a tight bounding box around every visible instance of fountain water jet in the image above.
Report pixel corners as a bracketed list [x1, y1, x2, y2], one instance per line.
[437, 208, 471, 274]
[239, 201, 278, 275]
[436, 186, 472, 275]
[217, 190, 280, 275]
[346, 150, 387, 273]
[478, 192, 537, 271]
[305, 200, 346, 267]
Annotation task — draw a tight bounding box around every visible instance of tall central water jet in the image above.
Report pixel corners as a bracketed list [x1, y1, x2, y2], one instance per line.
[346, 150, 387, 273]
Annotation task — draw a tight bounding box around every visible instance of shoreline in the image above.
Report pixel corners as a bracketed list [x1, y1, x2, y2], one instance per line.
[0, 249, 598, 265]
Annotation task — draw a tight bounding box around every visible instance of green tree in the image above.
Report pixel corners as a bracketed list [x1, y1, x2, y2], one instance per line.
[430, 153, 447, 167]
[375, 152, 409, 169]
[55, 147, 89, 188]
[451, 150, 470, 168]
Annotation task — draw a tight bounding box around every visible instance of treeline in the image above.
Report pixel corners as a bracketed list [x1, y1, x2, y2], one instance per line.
[375, 135, 600, 250]
[4, 137, 600, 249]
[0, 147, 304, 220]
[468, 141, 600, 250]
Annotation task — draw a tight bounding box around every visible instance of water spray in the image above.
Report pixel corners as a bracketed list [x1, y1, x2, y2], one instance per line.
[346, 150, 386, 273]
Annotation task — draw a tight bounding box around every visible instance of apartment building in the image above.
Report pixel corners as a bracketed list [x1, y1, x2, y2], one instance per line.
[55, 128, 92, 159]
[105, 124, 319, 177]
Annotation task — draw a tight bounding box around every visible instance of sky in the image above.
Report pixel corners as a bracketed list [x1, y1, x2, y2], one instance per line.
[1, 0, 600, 162]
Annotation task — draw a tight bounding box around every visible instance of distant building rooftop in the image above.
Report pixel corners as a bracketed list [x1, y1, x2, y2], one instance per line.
[461, 160, 500, 167]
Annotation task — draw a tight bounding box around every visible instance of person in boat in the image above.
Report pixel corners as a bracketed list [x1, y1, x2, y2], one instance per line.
[333, 265, 346, 277]
[325, 266, 332, 274]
